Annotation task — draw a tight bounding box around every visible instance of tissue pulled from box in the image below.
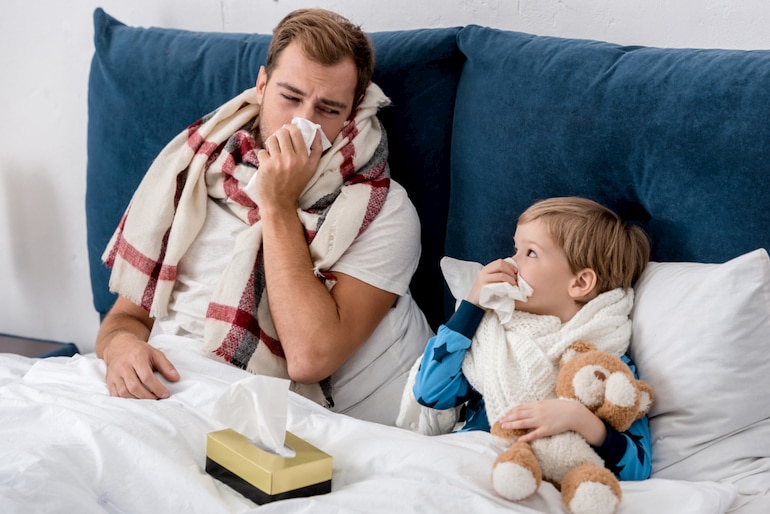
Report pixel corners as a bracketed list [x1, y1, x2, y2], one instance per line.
[291, 117, 332, 154]
[210, 375, 294, 457]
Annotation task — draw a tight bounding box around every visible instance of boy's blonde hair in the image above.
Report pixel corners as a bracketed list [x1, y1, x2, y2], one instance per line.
[518, 197, 650, 295]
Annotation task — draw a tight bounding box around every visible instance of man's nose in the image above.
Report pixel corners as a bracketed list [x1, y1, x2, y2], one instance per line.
[295, 104, 318, 124]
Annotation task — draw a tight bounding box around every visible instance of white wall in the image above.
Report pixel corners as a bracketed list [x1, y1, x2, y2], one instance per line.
[2, 0, 769, 353]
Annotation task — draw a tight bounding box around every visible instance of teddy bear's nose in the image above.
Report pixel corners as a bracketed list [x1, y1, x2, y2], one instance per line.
[594, 370, 607, 380]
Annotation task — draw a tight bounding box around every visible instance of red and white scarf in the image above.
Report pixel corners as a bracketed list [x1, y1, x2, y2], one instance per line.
[102, 83, 392, 406]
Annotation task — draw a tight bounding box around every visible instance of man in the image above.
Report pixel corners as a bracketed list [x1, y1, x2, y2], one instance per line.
[96, 8, 433, 425]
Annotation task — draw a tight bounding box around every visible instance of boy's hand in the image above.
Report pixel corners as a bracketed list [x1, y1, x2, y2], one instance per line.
[466, 258, 519, 306]
[498, 399, 607, 446]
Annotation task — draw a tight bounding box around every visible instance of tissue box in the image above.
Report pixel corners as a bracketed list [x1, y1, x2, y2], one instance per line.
[205, 429, 332, 504]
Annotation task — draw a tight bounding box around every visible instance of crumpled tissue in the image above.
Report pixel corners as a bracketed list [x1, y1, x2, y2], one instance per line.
[478, 257, 533, 326]
[210, 375, 295, 458]
[440, 256, 533, 326]
[291, 117, 332, 154]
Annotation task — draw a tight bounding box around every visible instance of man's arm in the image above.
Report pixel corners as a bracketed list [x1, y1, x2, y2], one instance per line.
[255, 126, 397, 383]
[96, 295, 179, 399]
[260, 204, 397, 383]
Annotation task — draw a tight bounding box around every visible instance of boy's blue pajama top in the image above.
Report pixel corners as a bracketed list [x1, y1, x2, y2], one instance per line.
[412, 300, 652, 481]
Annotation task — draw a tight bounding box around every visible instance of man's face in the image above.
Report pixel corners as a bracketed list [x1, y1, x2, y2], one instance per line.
[255, 41, 357, 148]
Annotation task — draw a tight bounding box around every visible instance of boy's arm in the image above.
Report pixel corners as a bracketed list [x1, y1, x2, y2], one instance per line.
[413, 301, 485, 410]
[501, 398, 653, 480]
[592, 355, 653, 481]
[592, 416, 652, 481]
[498, 355, 653, 481]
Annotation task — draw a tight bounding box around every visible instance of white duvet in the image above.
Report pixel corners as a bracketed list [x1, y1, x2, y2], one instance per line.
[0, 336, 738, 514]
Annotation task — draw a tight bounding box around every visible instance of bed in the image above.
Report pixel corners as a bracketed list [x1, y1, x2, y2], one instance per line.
[2, 8, 769, 513]
[0, 333, 741, 514]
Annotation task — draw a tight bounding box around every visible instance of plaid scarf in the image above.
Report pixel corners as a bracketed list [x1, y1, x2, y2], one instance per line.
[102, 83, 392, 406]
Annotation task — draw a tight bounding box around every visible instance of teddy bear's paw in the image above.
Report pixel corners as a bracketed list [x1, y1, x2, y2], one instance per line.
[490, 420, 528, 442]
[491, 460, 539, 501]
[561, 462, 621, 514]
[567, 481, 620, 514]
[491, 441, 541, 501]
[637, 380, 654, 416]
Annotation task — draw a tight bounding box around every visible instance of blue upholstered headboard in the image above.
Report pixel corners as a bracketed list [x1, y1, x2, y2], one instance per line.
[87, 9, 770, 329]
[445, 26, 770, 271]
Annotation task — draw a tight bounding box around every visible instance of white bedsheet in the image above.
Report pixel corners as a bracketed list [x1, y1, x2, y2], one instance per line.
[0, 336, 738, 514]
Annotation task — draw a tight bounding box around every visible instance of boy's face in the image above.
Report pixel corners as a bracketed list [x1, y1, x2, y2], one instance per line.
[512, 219, 580, 322]
[255, 41, 357, 149]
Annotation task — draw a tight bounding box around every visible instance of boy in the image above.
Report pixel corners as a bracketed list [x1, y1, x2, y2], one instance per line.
[407, 197, 652, 483]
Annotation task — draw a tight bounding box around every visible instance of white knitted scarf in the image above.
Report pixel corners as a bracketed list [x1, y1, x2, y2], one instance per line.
[462, 288, 634, 425]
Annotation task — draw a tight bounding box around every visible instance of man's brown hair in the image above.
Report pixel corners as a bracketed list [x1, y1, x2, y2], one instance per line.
[519, 197, 650, 295]
[266, 8, 375, 108]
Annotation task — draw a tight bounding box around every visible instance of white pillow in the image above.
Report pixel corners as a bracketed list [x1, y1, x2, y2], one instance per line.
[629, 249, 770, 485]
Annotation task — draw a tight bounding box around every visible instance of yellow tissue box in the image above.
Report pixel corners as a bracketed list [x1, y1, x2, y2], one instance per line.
[205, 429, 332, 504]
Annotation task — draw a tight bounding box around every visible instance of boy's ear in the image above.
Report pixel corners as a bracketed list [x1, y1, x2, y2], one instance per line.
[569, 268, 597, 300]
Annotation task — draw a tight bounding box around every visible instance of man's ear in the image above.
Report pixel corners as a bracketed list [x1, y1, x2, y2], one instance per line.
[255, 66, 268, 105]
[569, 268, 597, 300]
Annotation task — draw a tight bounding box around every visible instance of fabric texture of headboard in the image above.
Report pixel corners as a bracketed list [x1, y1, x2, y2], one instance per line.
[446, 26, 770, 268]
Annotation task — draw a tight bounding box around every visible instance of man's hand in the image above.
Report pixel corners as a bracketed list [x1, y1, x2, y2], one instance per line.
[96, 295, 179, 400]
[255, 124, 323, 215]
[102, 333, 179, 400]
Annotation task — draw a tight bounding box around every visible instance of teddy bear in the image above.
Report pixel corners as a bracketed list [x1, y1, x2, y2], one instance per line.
[489, 340, 654, 514]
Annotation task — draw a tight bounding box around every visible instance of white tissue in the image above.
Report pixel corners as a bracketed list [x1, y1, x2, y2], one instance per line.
[440, 257, 484, 305]
[478, 257, 533, 326]
[210, 375, 295, 457]
[241, 118, 332, 203]
[291, 117, 332, 154]
[440, 256, 534, 324]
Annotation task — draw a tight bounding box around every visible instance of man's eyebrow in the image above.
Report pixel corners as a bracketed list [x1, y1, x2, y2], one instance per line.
[276, 81, 348, 110]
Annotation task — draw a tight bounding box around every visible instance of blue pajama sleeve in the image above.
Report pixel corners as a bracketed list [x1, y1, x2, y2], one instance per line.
[592, 356, 653, 481]
[412, 301, 484, 410]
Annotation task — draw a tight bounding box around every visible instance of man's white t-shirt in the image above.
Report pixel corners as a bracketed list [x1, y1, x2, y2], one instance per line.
[152, 181, 434, 425]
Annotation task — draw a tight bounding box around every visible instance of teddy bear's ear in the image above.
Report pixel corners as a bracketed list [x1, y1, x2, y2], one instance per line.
[560, 341, 597, 366]
[636, 380, 654, 417]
